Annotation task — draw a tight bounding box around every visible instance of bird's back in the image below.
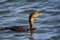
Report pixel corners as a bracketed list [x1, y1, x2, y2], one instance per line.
[0, 26, 29, 32]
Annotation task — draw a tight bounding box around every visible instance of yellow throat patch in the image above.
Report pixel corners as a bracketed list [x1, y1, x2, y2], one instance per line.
[33, 13, 40, 18]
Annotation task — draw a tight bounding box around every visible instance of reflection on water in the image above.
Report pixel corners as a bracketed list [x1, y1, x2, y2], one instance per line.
[29, 30, 35, 40]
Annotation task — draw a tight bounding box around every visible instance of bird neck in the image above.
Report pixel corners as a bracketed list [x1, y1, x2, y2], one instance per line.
[29, 16, 34, 30]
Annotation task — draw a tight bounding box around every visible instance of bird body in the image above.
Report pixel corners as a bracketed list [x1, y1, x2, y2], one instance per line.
[0, 12, 40, 32]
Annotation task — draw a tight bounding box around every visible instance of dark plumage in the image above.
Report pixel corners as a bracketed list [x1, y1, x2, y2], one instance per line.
[0, 12, 40, 32]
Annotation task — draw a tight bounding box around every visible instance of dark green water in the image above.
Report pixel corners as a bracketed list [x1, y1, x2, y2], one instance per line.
[0, 0, 60, 40]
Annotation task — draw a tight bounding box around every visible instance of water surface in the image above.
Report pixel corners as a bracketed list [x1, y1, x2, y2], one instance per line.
[0, 0, 60, 40]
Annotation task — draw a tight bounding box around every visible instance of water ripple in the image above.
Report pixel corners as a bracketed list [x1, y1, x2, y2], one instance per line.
[0, 0, 60, 40]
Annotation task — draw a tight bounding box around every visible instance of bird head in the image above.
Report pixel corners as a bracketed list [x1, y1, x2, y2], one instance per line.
[33, 12, 40, 18]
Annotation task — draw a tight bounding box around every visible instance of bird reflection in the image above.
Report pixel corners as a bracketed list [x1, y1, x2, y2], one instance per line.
[29, 30, 35, 40]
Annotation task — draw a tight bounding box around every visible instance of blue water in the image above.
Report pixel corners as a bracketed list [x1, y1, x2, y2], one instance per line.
[0, 0, 60, 40]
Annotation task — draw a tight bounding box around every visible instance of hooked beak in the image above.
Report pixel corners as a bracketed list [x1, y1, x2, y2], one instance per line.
[33, 13, 40, 18]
